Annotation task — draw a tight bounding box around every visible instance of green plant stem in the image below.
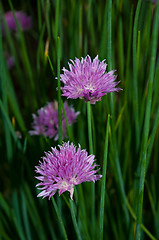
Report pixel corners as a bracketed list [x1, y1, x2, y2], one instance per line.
[126, 200, 157, 240]
[70, 200, 82, 240]
[132, 0, 142, 151]
[107, 0, 112, 69]
[99, 114, 110, 240]
[147, 106, 159, 171]
[61, 101, 74, 142]
[87, 101, 95, 239]
[57, 36, 62, 144]
[109, 118, 130, 227]
[0, 27, 13, 161]
[0, 100, 22, 150]
[52, 197, 68, 240]
[135, 3, 159, 240]
[87, 102, 93, 154]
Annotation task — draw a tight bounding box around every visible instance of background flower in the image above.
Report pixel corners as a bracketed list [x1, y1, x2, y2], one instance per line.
[35, 142, 102, 200]
[60, 55, 121, 104]
[29, 101, 79, 140]
[1, 10, 32, 35]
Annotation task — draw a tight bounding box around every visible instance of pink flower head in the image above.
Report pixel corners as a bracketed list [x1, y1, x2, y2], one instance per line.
[1, 10, 32, 35]
[35, 142, 102, 200]
[29, 101, 79, 141]
[60, 55, 121, 104]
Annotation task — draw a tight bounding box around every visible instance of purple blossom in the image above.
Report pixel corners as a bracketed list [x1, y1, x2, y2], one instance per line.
[29, 101, 79, 141]
[35, 142, 102, 200]
[60, 55, 121, 104]
[1, 10, 32, 35]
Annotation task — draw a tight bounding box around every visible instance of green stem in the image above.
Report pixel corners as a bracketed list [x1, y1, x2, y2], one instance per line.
[61, 101, 74, 142]
[57, 37, 62, 145]
[135, 4, 159, 240]
[126, 200, 157, 240]
[0, 26, 12, 161]
[70, 200, 82, 240]
[107, 0, 112, 70]
[132, 0, 142, 151]
[87, 101, 95, 239]
[87, 102, 93, 154]
[51, 197, 68, 240]
[99, 115, 110, 240]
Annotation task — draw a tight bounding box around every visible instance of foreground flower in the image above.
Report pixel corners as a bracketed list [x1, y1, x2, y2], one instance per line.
[60, 55, 121, 104]
[1, 10, 32, 35]
[29, 101, 79, 140]
[35, 142, 102, 199]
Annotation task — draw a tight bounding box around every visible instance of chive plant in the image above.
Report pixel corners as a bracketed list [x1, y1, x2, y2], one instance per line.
[0, 0, 159, 240]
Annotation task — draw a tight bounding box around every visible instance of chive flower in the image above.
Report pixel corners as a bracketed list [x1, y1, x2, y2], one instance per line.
[1, 10, 32, 35]
[60, 55, 121, 104]
[35, 142, 102, 200]
[29, 101, 79, 141]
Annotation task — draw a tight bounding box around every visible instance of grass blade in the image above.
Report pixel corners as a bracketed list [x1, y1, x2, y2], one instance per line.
[99, 114, 110, 240]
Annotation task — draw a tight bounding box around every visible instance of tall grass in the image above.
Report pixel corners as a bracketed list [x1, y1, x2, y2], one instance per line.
[0, 0, 159, 239]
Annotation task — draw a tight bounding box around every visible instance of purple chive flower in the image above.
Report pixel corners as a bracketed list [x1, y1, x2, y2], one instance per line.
[1, 10, 32, 35]
[35, 142, 102, 200]
[29, 101, 79, 141]
[60, 55, 121, 104]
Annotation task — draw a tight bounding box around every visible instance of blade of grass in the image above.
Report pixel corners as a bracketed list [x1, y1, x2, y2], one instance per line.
[57, 36, 62, 144]
[0, 100, 22, 150]
[99, 1, 108, 59]
[146, 106, 159, 171]
[110, 121, 130, 227]
[61, 101, 74, 142]
[126, 199, 157, 240]
[78, 185, 91, 240]
[54, 0, 60, 42]
[132, 0, 142, 151]
[99, 114, 110, 240]
[135, 3, 159, 239]
[0, 25, 13, 161]
[87, 101, 95, 239]
[24, 184, 46, 240]
[20, 189, 32, 240]
[51, 197, 68, 240]
[70, 199, 82, 240]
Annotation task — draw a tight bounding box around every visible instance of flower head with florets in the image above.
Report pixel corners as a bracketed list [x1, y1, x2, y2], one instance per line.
[35, 142, 102, 200]
[29, 101, 79, 141]
[60, 55, 121, 104]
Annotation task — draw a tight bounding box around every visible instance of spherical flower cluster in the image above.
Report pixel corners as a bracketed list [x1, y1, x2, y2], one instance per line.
[60, 55, 121, 104]
[1, 10, 32, 35]
[35, 142, 102, 200]
[29, 101, 79, 141]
